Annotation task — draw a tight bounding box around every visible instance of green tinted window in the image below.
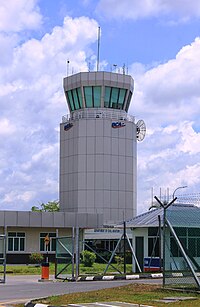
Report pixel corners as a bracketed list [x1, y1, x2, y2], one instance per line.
[14, 238, 19, 251]
[51, 238, 56, 251]
[174, 227, 187, 236]
[84, 86, 93, 107]
[8, 238, 13, 251]
[170, 238, 179, 257]
[93, 86, 101, 107]
[66, 91, 74, 111]
[110, 87, 119, 108]
[188, 228, 200, 237]
[118, 89, 126, 109]
[20, 238, 25, 251]
[148, 227, 158, 236]
[125, 91, 132, 112]
[148, 237, 159, 257]
[17, 232, 25, 237]
[72, 89, 80, 110]
[77, 88, 83, 108]
[104, 87, 111, 107]
[8, 232, 16, 237]
[188, 238, 196, 257]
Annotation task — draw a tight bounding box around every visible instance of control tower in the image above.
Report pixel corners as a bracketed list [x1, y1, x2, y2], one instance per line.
[60, 71, 145, 224]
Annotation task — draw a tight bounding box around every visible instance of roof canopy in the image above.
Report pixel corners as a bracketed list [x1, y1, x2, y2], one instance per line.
[117, 203, 200, 228]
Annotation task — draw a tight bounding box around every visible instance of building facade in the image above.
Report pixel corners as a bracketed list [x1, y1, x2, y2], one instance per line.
[0, 211, 102, 263]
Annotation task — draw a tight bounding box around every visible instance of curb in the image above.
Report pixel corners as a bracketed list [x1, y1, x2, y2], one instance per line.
[75, 272, 163, 281]
[25, 303, 49, 307]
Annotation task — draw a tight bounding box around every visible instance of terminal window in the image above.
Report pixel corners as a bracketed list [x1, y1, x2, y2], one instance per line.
[84, 86, 101, 108]
[104, 87, 127, 109]
[66, 87, 83, 111]
[8, 232, 25, 252]
[40, 232, 56, 252]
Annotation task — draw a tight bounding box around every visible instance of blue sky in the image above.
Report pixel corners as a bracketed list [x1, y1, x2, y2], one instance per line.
[0, 0, 200, 213]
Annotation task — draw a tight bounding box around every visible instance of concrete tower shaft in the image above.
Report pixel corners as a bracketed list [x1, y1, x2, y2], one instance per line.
[60, 71, 137, 224]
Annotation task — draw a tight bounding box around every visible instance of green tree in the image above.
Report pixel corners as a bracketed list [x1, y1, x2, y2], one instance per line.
[31, 200, 59, 212]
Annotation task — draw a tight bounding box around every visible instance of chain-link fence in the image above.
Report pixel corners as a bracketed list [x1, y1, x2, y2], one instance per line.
[55, 236, 74, 280]
[164, 204, 200, 289]
[55, 229, 139, 280]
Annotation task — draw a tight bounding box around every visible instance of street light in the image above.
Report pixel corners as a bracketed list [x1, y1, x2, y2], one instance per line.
[172, 185, 187, 200]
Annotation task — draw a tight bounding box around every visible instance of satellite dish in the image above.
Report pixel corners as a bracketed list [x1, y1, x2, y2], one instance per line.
[136, 119, 146, 141]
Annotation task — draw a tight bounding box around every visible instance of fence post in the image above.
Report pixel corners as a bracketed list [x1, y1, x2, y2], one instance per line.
[72, 227, 75, 280]
[75, 226, 80, 281]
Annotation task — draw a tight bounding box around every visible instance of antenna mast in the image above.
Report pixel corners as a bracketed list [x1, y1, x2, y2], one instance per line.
[97, 26, 101, 72]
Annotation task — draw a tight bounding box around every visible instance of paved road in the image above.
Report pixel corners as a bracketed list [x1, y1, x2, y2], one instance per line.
[0, 275, 162, 305]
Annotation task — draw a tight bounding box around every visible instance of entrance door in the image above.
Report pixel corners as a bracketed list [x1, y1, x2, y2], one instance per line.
[135, 236, 144, 272]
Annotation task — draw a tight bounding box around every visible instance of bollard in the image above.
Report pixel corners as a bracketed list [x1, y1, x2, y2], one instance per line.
[41, 262, 49, 279]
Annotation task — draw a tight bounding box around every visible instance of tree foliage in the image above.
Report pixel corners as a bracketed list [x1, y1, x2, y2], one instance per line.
[81, 250, 96, 267]
[31, 200, 59, 212]
[29, 253, 44, 264]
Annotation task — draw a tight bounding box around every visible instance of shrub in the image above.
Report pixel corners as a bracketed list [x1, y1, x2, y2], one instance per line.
[29, 253, 44, 264]
[81, 250, 96, 267]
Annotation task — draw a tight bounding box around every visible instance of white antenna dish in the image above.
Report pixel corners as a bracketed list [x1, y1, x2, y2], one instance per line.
[136, 119, 146, 141]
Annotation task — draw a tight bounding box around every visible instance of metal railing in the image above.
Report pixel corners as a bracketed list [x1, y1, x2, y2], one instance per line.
[62, 108, 135, 123]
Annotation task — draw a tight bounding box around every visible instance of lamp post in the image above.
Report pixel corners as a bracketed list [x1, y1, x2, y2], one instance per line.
[172, 185, 187, 200]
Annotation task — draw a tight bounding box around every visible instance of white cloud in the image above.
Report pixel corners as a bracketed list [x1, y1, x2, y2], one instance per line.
[177, 121, 200, 155]
[0, 118, 15, 135]
[0, 15, 99, 210]
[130, 37, 200, 127]
[0, 0, 42, 32]
[96, 0, 200, 22]
[137, 119, 200, 212]
[131, 37, 200, 212]
[3, 190, 36, 203]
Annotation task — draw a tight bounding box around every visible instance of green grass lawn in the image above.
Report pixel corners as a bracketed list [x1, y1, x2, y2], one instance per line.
[1, 262, 133, 275]
[0, 263, 54, 275]
[30, 283, 200, 307]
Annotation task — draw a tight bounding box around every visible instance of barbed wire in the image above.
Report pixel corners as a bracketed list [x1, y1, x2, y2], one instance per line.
[174, 193, 200, 205]
[158, 193, 200, 205]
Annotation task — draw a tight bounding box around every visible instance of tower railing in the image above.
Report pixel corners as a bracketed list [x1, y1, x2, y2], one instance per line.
[62, 108, 135, 123]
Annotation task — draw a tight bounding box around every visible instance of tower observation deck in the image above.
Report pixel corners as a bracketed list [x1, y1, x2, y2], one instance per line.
[60, 71, 138, 224]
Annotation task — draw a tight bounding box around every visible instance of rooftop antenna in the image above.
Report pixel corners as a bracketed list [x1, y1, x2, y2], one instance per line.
[123, 64, 126, 75]
[97, 26, 101, 72]
[66, 60, 70, 76]
[113, 64, 117, 72]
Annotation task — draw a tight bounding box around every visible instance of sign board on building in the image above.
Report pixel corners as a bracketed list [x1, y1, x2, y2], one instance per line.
[112, 122, 126, 128]
[64, 123, 73, 131]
